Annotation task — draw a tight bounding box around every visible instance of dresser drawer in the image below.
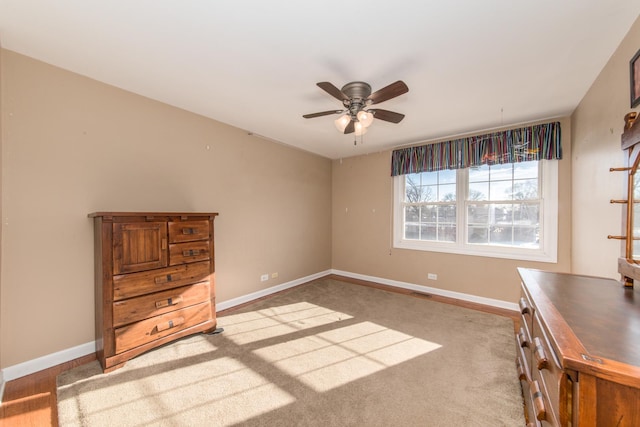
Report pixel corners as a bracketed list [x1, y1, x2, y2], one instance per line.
[168, 220, 210, 243]
[113, 281, 210, 327]
[518, 375, 540, 427]
[519, 288, 535, 340]
[517, 324, 533, 377]
[113, 260, 210, 300]
[532, 313, 563, 422]
[114, 302, 212, 354]
[169, 241, 210, 265]
[531, 370, 559, 426]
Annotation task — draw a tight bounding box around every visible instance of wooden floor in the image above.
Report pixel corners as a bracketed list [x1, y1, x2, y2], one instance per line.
[0, 275, 519, 426]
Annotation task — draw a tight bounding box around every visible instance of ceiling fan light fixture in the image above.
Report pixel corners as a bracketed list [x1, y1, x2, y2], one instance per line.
[356, 110, 374, 128]
[354, 121, 368, 136]
[334, 114, 351, 133]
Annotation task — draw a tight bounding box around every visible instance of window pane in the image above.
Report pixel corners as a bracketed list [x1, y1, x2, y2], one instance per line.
[438, 205, 456, 223]
[490, 225, 513, 244]
[513, 179, 538, 200]
[493, 204, 513, 224]
[514, 226, 538, 247]
[469, 165, 489, 182]
[439, 225, 456, 242]
[490, 180, 513, 201]
[406, 173, 422, 182]
[467, 204, 489, 224]
[439, 184, 456, 201]
[422, 185, 437, 202]
[514, 162, 538, 179]
[469, 182, 488, 201]
[421, 206, 437, 223]
[405, 206, 419, 222]
[405, 176, 422, 202]
[421, 171, 438, 185]
[439, 169, 456, 184]
[405, 224, 419, 240]
[490, 163, 513, 180]
[514, 203, 539, 225]
[421, 224, 437, 241]
[468, 226, 488, 244]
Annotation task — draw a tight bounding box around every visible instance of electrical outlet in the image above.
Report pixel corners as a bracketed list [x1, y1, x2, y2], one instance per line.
[428, 273, 438, 280]
[260, 274, 269, 282]
[271, 272, 279, 279]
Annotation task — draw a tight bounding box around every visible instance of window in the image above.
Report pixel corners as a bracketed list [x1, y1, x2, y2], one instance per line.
[394, 160, 558, 262]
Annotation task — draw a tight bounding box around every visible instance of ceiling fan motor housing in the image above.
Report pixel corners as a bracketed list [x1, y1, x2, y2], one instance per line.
[341, 81, 372, 117]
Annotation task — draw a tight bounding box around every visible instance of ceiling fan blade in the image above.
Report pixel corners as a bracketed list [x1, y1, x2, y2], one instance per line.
[317, 82, 349, 102]
[344, 120, 355, 134]
[368, 81, 409, 104]
[369, 109, 405, 123]
[303, 110, 343, 119]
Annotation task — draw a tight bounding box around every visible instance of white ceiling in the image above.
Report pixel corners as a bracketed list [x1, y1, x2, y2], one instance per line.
[1, 1, 639, 159]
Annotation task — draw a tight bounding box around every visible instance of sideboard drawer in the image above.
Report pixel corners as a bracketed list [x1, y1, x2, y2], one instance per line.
[113, 281, 210, 327]
[113, 260, 211, 300]
[114, 301, 212, 354]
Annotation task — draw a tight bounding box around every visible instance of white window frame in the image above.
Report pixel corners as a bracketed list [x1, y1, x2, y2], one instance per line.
[393, 161, 558, 263]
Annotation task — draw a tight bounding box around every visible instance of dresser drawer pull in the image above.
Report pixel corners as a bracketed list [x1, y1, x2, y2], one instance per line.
[183, 249, 201, 256]
[154, 273, 182, 284]
[182, 228, 197, 235]
[155, 296, 184, 309]
[531, 380, 547, 421]
[156, 317, 185, 332]
[519, 297, 531, 315]
[533, 337, 549, 370]
[517, 327, 529, 348]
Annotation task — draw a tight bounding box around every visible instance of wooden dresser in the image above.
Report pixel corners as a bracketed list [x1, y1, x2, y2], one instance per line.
[516, 268, 640, 426]
[89, 212, 219, 372]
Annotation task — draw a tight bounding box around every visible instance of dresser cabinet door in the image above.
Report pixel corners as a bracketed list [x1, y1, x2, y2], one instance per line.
[113, 221, 168, 274]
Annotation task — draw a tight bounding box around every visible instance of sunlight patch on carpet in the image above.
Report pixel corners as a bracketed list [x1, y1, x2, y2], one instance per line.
[220, 302, 353, 345]
[57, 356, 295, 426]
[253, 321, 441, 392]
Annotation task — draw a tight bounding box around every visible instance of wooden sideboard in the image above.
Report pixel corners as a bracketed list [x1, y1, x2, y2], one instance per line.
[516, 268, 640, 426]
[89, 212, 219, 372]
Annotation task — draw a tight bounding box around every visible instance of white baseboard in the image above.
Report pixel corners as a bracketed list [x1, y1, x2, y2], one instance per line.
[0, 268, 515, 384]
[2, 341, 96, 383]
[216, 270, 332, 311]
[331, 269, 519, 312]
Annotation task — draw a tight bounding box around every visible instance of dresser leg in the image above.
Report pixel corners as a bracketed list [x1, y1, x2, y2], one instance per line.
[206, 327, 224, 335]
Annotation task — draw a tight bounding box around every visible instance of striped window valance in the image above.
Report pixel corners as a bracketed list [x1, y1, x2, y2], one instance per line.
[390, 121, 562, 176]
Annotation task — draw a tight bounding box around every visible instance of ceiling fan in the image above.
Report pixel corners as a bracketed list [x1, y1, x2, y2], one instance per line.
[303, 80, 409, 135]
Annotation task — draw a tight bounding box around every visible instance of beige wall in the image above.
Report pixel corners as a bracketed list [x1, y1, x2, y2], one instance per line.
[2, 14, 639, 372]
[332, 119, 572, 304]
[0, 50, 332, 368]
[572, 16, 640, 278]
[0, 41, 4, 377]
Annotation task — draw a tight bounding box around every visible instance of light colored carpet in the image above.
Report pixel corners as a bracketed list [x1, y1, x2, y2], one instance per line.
[57, 279, 525, 426]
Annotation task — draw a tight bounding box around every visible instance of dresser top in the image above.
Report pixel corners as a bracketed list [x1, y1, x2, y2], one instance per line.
[518, 268, 640, 383]
[89, 212, 218, 218]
